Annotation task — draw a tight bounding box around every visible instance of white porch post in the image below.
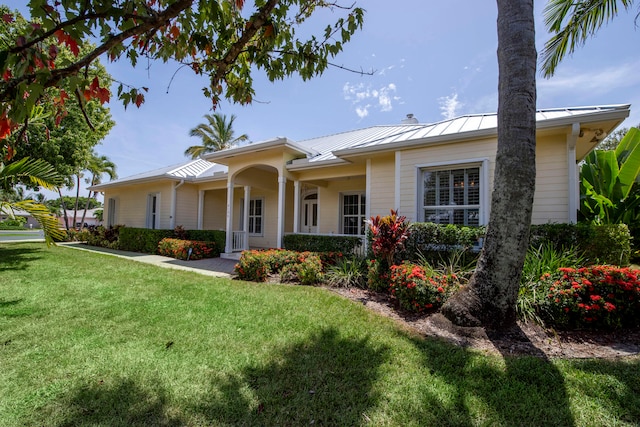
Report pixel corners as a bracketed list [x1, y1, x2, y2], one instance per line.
[277, 175, 286, 248]
[243, 186, 251, 250]
[225, 178, 234, 254]
[568, 123, 580, 223]
[293, 180, 300, 233]
[394, 152, 401, 211]
[197, 190, 204, 230]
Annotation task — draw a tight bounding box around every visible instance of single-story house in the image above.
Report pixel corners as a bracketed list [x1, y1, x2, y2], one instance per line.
[1, 207, 40, 228]
[90, 104, 631, 258]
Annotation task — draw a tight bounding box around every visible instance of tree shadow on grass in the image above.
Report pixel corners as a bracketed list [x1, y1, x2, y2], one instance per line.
[44, 377, 186, 427]
[190, 327, 390, 425]
[0, 245, 43, 272]
[405, 323, 577, 426]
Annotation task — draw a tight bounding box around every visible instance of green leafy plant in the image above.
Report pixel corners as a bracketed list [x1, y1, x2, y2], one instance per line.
[580, 127, 640, 224]
[280, 254, 324, 286]
[325, 257, 367, 288]
[235, 249, 326, 284]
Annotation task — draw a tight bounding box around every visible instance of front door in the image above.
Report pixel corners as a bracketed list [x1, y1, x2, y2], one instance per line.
[301, 193, 318, 233]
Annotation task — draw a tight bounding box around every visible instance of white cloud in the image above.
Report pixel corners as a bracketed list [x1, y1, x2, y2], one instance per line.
[538, 61, 640, 97]
[439, 93, 462, 120]
[343, 82, 400, 118]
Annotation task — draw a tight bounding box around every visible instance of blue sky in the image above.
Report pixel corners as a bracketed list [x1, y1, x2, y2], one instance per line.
[6, 1, 640, 199]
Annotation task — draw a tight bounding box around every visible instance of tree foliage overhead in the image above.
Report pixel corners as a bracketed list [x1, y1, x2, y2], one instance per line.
[0, 0, 365, 144]
[541, 0, 638, 77]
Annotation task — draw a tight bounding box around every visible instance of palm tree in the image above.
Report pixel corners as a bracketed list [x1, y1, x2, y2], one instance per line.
[442, 0, 537, 328]
[80, 153, 117, 227]
[0, 158, 66, 244]
[184, 113, 249, 159]
[541, 0, 636, 77]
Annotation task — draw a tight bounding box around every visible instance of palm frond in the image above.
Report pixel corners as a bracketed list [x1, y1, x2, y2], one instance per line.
[5, 199, 66, 245]
[0, 158, 63, 190]
[542, 0, 633, 77]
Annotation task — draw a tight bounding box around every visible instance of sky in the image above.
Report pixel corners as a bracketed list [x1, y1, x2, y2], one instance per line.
[6, 1, 640, 200]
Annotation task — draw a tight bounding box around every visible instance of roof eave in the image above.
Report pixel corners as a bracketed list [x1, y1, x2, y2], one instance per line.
[202, 137, 319, 164]
[286, 157, 351, 171]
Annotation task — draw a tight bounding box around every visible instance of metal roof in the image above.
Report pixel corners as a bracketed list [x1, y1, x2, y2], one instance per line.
[90, 159, 227, 190]
[293, 104, 630, 163]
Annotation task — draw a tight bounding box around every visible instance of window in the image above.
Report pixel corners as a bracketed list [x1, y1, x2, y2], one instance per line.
[341, 193, 366, 235]
[107, 198, 117, 227]
[146, 193, 160, 229]
[422, 166, 480, 226]
[240, 198, 264, 235]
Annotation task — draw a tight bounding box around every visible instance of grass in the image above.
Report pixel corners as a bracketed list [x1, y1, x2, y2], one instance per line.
[1, 243, 639, 426]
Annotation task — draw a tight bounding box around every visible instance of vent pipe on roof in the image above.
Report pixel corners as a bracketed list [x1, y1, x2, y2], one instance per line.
[401, 113, 418, 124]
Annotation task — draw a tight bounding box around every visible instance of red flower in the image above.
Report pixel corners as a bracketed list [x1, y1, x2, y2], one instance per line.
[590, 295, 602, 302]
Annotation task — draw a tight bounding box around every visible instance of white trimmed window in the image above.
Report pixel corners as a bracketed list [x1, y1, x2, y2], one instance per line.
[240, 198, 264, 235]
[341, 193, 366, 235]
[421, 166, 481, 226]
[107, 197, 117, 227]
[146, 193, 160, 229]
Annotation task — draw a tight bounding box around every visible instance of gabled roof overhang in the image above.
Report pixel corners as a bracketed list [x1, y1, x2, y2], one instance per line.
[203, 137, 319, 165]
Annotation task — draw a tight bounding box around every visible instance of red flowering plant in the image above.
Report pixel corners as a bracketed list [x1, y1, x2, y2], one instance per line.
[388, 261, 461, 313]
[539, 265, 640, 329]
[157, 238, 215, 261]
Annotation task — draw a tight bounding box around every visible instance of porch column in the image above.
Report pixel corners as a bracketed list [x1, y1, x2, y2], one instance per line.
[197, 190, 204, 230]
[225, 178, 235, 254]
[293, 180, 300, 233]
[277, 175, 286, 248]
[567, 123, 580, 223]
[243, 186, 251, 250]
[394, 152, 401, 211]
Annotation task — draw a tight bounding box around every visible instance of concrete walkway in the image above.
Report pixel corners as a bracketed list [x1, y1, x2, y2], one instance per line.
[60, 242, 238, 278]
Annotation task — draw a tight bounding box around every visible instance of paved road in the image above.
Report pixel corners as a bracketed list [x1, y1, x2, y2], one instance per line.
[0, 230, 44, 242]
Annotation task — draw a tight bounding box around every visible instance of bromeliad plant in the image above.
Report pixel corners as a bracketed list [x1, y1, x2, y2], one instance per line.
[539, 265, 640, 329]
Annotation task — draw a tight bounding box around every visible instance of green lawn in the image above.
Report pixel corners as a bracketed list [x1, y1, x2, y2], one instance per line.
[1, 243, 639, 426]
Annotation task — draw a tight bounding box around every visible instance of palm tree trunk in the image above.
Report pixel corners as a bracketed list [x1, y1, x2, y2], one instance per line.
[441, 0, 537, 329]
[57, 188, 70, 230]
[80, 176, 94, 227]
[73, 174, 81, 228]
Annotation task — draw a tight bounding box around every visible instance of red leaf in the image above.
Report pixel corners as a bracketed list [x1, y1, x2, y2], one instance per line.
[2, 69, 12, 81]
[235, 0, 244, 10]
[170, 25, 180, 39]
[97, 87, 110, 104]
[0, 115, 13, 140]
[59, 90, 69, 105]
[134, 93, 144, 108]
[2, 13, 13, 23]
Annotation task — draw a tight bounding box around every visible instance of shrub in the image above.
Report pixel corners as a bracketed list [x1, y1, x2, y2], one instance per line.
[283, 234, 362, 254]
[84, 225, 122, 249]
[325, 257, 367, 288]
[367, 259, 391, 293]
[235, 249, 309, 283]
[280, 253, 324, 286]
[157, 238, 216, 260]
[403, 223, 484, 265]
[184, 229, 225, 256]
[530, 223, 631, 265]
[538, 265, 640, 329]
[517, 244, 584, 324]
[0, 216, 26, 229]
[118, 227, 173, 253]
[388, 262, 461, 313]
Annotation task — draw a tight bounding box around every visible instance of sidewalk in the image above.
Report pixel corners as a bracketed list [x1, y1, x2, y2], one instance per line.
[60, 242, 238, 278]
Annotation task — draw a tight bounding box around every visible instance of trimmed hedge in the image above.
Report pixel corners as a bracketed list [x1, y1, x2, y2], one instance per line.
[114, 227, 224, 256]
[118, 227, 174, 253]
[157, 238, 217, 260]
[402, 223, 485, 264]
[397, 222, 630, 266]
[184, 229, 225, 257]
[530, 223, 631, 266]
[283, 233, 362, 254]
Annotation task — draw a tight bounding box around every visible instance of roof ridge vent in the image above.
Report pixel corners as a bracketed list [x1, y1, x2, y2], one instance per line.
[401, 113, 419, 124]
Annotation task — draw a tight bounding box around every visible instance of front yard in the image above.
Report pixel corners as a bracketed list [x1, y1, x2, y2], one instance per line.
[1, 242, 639, 426]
